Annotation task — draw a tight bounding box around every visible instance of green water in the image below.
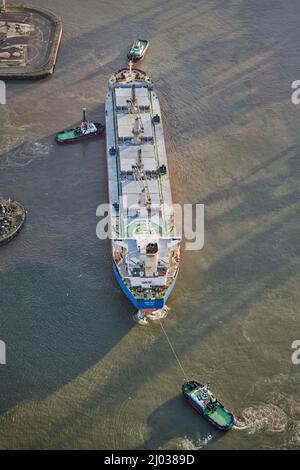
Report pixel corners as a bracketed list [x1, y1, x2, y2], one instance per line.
[0, 0, 300, 449]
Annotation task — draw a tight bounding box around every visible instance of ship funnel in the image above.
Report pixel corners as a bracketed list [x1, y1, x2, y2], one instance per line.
[82, 108, 87, 122]
[145, 242, 159, 277]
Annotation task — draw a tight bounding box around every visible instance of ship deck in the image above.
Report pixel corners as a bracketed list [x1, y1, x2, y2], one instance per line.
[105, 70, 181, 306]
[105, 78, 175, 240]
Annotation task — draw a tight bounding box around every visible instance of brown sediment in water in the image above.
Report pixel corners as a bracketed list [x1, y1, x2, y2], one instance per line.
[0, 199, 26, 245]
[0, 4, 62, 79]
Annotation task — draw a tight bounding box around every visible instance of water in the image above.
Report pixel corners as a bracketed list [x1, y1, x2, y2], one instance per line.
[0, 0, 300, 449]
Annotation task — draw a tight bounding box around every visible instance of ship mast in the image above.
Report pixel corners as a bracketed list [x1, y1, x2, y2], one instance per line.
[127, 84, 139, 114]
[128, 60, 133, 74]
[132, 116, 144, 144]
[132, 148, 152, 215]
[130, 84, 151, 220]
[82, 107, 87, 122]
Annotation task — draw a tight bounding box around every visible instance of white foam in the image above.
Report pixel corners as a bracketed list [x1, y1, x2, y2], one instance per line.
[179, 433, 213, 450]
[0, 141, 52, 169]
[235, 404, 288, 434]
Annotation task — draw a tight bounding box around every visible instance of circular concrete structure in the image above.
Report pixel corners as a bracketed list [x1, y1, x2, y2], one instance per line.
[0, 199, 26, 245]
[0, 3, 62, 79]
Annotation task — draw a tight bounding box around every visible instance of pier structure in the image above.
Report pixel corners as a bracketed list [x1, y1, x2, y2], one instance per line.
[0, 3, 62, 78]
[0, 199, 26, 245]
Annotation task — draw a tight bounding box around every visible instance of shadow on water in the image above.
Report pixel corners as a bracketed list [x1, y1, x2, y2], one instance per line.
[202, 143, 300, 223]
[72, 139, 300, 429]
[137, 395, 222, 450]
[0, 126, 135, 416]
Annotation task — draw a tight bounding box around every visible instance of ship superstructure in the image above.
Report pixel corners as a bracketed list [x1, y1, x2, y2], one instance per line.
[105, 64, 181, 321]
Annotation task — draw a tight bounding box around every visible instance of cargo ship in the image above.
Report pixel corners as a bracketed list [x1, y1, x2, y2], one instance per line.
[105, 64, 181, 322]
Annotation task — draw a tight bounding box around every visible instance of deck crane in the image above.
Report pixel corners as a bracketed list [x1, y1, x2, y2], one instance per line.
[127, 84, 139, 114]
[132, 148, 152, 215]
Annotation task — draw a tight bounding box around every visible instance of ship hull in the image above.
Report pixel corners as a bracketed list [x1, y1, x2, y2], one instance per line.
[113, 260, 178, 310]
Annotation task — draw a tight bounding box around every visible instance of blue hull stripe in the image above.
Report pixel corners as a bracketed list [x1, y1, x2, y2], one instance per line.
[113, 261, 178, 310]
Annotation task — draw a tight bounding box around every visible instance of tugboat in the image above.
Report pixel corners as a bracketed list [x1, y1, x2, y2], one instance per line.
[55, 108, 105, 144]
[127, 39, 149, 62]
[182, 380, 236, 431]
